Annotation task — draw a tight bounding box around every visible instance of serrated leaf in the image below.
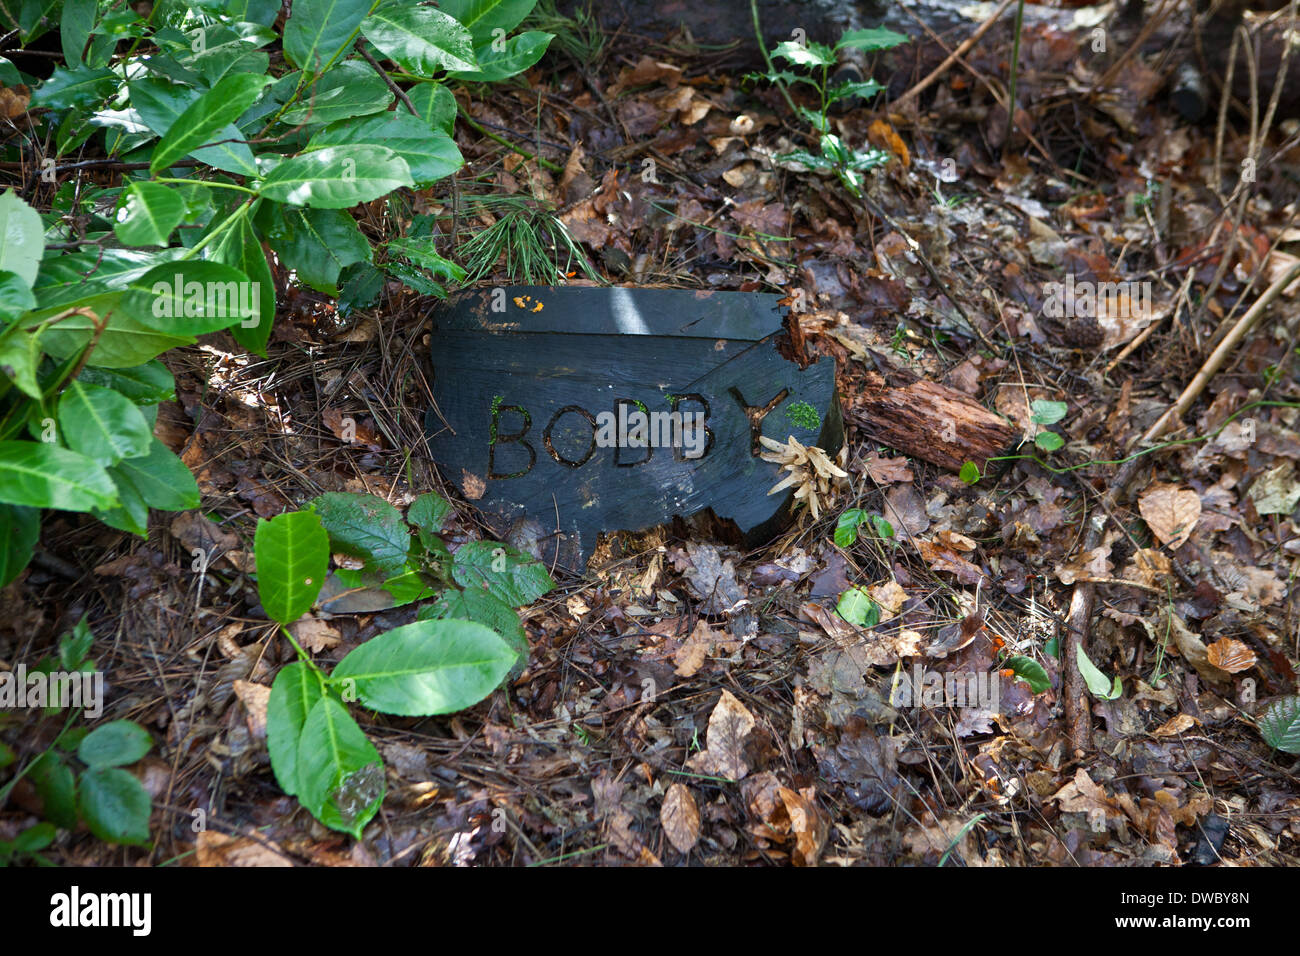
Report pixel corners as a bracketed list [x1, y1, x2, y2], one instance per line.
[267, 661, 325, 797]
[254, 511, 330, 625]
[773, 39, 834, 67]
[78, 720, 152, 767]
[310, 492, 411, 574]
[408, 492, 453, 539]
[78, 766, 151, 845]
[1258, 696, 1300, 754]
[331, 618, 516, 715]
[295, 697, 384, 837]
[57, 380, 153, 466]
[259, 145, 413, 208]
[451, 540, 554, 607]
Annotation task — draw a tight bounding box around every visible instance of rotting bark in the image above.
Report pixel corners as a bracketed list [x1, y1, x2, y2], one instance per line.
[844, 375, 1021, 474]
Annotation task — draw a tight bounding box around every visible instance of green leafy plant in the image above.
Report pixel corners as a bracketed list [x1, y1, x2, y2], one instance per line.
[836, 585, 880, 628]
[0, 616, 155, 850]
[1257, 696, 1300, 754]
[1077, 645, 1122, 701]
[256, 491, 554, 836]
[834, 508, 894, 548]
[1030, 399, 1068, 453]
[1002, 654, 1050, 694]
[748, 17, 907, 197]
[0, 0, 555, 587]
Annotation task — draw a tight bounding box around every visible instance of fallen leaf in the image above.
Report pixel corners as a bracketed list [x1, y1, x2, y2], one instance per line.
[778, 785, 828, 866]
[1139, 483, 1201, 549]
[660, 783, 701, 853]
[1152, 713, 1199, 737]
[196, 831, 293, 867]
[289, 616, 341, 652]
[232, 680, 270, 739]
[1206, 637, 1256, 674]
[686, 689, 756, 781]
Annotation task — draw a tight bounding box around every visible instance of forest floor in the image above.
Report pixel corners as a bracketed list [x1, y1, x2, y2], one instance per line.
[4, 8, 1300, 866]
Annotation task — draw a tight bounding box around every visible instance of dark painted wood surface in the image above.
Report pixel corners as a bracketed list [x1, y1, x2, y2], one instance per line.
[426, 287, 841, 570]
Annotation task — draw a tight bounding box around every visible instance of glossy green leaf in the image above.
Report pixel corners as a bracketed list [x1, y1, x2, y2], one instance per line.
[78, 767, 151, 845]
[60, 0, 97, 66]
[283, 0, 373, 72]
[1004, 655, 1051, 694]
[438, 0, 536, 44]
[295, 697, 384, 837]
[254, 511, 330, 624]
[773, 39, 835, 67]
[78, 720, 152, 768]
[0, 190, 44, 287]
[78, 360, 175, 405]
[361, 4, 477, 75]
[265, 206, 371, 295]
[258, 145, 414, 208]
[407, 82, 457, 134]
[331, 618, 516, 715]
[208, 209, 276, 355]
[107, 437, 200, 512]
[418, 587, 527, 665]
[835, 27, 908, 51]
[58, 380, 153, 466]
[278, 60, 393, 126]
[121, 260, 256, 335]
[113, 181, 186, 247]
[0, 328, 42, 398]
[267, 661, 326, 797]
[451, 540, 554, 607]
[0, 441, 117, 511]
[0, 503, 39, 587]
[129, 77, 258, 176]
[309, 492, 411, 574]
[30, 65, 117, 109]
[150, 73, 271, 174]
[451, 32, 552, 82]
[307, 112, 463, 186]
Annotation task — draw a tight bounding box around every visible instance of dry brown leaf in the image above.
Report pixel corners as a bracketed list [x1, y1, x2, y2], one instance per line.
[862, 452, 913, 484]
[673, 620, 717, 677]
[0, 84, 30, 119]
[686, 689, 756, 781]
[660, 783, 701, 853]
[1138, 483, 1202, 549]
[778, 786, 828, 866]
[869, 580, 908, 618]
[1164, 612, 1231, 683]
[196, 831, 293, 867]
[1152, 713, 1200, 737]
[1205, 637, 1256, 674]
[1050, 768, 1123, 819]
[232, 680, 270, 739]
[290, 616, 341, 653]
[914, 538, 987, 585]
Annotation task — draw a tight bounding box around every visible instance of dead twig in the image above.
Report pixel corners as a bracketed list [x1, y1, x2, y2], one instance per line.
[893, 0, 1018, 109]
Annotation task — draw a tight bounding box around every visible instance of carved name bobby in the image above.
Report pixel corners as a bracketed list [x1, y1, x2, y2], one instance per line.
[425, 286, 841, 569]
